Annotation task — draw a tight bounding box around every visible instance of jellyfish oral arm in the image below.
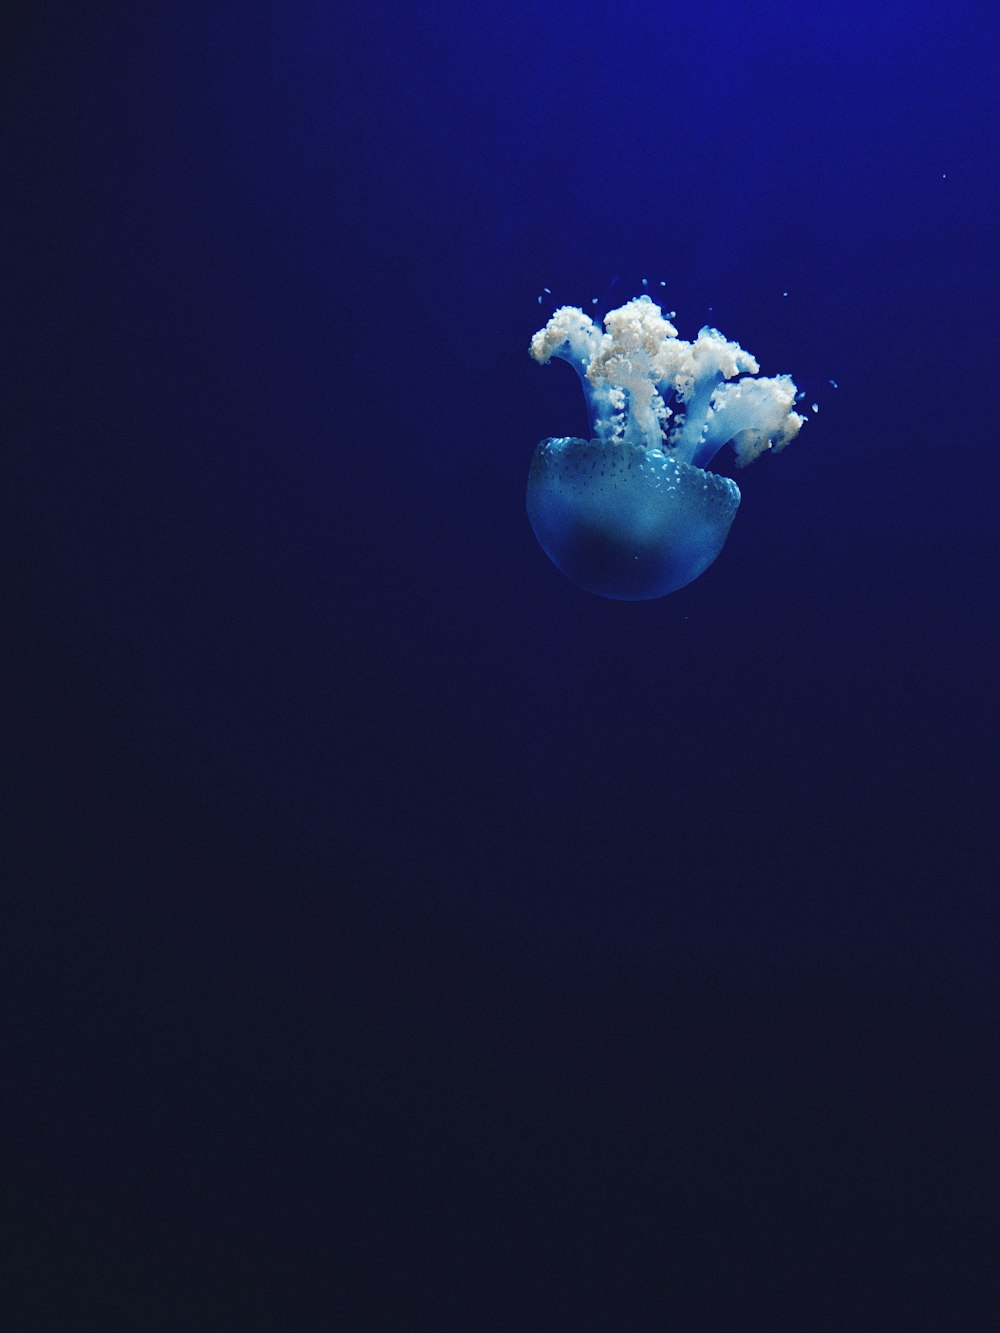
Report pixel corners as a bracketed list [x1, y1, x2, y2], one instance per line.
[698, 374, 806, 468]
[529, 306, 602, 380]
[530, 296, 805, 467]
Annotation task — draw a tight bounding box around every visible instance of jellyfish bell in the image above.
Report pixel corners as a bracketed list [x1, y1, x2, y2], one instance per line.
[527, 295, 805, 600]
[527, 435, 740, 601]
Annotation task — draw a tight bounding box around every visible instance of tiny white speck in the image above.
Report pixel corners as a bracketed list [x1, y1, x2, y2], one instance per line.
[812, 402, 819, 412]
[783, 291, 789, 297]
[829, 379, 839, 389]
[642, 277, 648, 286]
[543, 287, 551, 294]
[537, 295, 543, 303]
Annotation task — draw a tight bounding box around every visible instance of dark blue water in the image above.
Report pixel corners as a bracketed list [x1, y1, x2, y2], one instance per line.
[7, 1, 1000, 1326]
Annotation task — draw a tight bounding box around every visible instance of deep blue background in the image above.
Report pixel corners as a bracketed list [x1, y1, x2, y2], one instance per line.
[6, 0, 1000, 1327]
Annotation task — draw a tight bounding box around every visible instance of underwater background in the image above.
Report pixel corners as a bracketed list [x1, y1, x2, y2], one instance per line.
[6, 0, 1000, 1326]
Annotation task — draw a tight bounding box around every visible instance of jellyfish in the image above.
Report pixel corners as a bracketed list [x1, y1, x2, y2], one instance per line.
[527, 296, 806, 600]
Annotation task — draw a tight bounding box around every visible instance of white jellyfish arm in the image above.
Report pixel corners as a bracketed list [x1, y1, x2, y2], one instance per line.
[529, 305, 602, 371]
[529, 295, 805, 468]
[529, 306, 621, 442]
[586, 298, 683, 448]
[700, 375, 805, 467]
[668, 327, 759, 458]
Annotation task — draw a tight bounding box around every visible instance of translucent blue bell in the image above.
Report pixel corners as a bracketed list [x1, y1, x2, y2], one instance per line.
[527, 436, 740, 601]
